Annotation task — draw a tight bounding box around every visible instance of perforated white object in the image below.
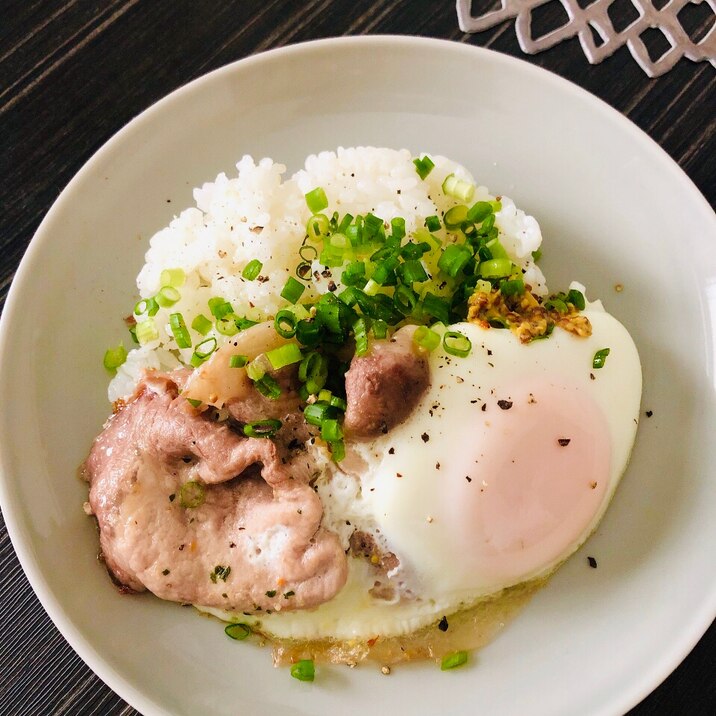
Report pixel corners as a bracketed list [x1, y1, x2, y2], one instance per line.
[457, 0, 716, 77]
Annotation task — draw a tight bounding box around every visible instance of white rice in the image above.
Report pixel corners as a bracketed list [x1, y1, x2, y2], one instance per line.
[109, 147, 546, 402]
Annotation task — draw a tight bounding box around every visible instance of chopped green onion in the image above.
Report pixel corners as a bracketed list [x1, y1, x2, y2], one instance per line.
[390, 216, 406, 240]
[329, 395, 347, 411]
[243, 418, 282, 438]
[299, 244, 319, 263]
[295, 318, 322, 347]
[290, 659, 315, 682]
[235, 316, 258, 331]
[191, 314, 213, 336]
[193, 337, 217, 360]
[134, 297, 159, 317]
[531, 249, 543, 263]
[398, 259, 429, 284]
[425, 215, 441, 232]
[216, 313, 239, 336]
[242, 259, 263, 281]
[160, 268, 186, 288]
[307, 213, 330, 242]
[394, 284, 418, 315]
[567, 289, 586, 310]
[266, 343, 303, 370]
[329, 439, 345, 462]
[422, 293, 451, 325]
[246, 355, 269, 381]
[353, 317, 369, 356]
[155, 286, 181, 308]
[400, 242, 430, 260]
[281, 277, 306, 304]
[545, 297, 568, 313]
[592, 348, 610, 369]
[337, 213, 354, 234]
[500, 278, 525, 297]
[479, 258, 513, 279]
[442, 173, 475, 203]
[136, 319, 159, 344]
[413, 156, 435, 180]
[208, 297, 234, 320]
[305, 187, 328, 214]
[321, 418, 343, 442]
[443, 330, 472, 358]
[485, 238, 508, 260]
[444, 205, 469, 229]
[254, 375, 282, 400]
[186, 398, 202, 408]
[317, 388, 333, 403]
[467, 201, 493, 223]
[372, 256, 399, 286]
[275, 310, 298, 338]
[372, 319, 388, 339]
[413, 325, 440, 352]
[341, 261, 366, 287]
[179, 480, 205, 509]
[441, 650, 468, 671]
[103, 344, 127, 371]
[224, 623, 251, 640]
[299, 351, 328, 394]
[363, 278, 381, 296]
[438, 244, 472, 277]
[169, 313, 192, 349]
[303, 402, 340, 427]
[229, 354, 248, 368]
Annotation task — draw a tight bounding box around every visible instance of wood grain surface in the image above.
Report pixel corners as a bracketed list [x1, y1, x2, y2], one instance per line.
[1, 1, 714, 714]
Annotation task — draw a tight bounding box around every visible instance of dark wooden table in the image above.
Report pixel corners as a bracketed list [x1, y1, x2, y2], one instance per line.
[1, 1, 714, 714]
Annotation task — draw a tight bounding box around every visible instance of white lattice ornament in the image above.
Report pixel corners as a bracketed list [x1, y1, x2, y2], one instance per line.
[457, 0, 716, 77]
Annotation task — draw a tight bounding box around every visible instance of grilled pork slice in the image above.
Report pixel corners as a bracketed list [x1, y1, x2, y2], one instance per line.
[83, 373, 347, 612]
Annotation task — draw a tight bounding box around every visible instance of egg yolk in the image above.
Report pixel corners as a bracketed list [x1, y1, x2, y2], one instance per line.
[443, 379, 611, 587]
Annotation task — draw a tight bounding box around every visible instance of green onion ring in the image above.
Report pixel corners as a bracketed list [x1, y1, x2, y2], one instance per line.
[243, 419, 282, 438]
[224, 623, 251, 640]
[443, 330, 472, 358]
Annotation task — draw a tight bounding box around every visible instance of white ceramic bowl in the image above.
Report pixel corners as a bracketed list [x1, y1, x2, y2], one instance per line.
[1, 37, 714, 716]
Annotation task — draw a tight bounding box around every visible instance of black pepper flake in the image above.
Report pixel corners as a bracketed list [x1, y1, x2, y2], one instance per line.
[162, 569, 170, 576]
[388, 447, 395, 455]
[380, 422, 388, 434]
[487, 349, 493, 356]
[558, 438, 571, 447]
[438, 616, 449, 632]
[590, 373, 596, 380]
[497, 400, 513, 410]
[178, 544, 185, 551]
[169, 493, 176, 502]
[229, 542, 236, 548]
[645, 410, 653, 418]
[465, 476, 472, 483]
[481, 404, 487, 412]
[421, 432, 430, 443]
[587, 556, 598, 568]
[327, 280, 337, 292]
[283, 591, 295, 599]
[265, 590, 277, 598]
[435, 462, 441, 470]
[396, 472, 402, 478]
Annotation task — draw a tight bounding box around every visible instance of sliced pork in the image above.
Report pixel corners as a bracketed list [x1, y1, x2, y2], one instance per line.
[84, 374, 347, 612]
[343, 325, 430, 438]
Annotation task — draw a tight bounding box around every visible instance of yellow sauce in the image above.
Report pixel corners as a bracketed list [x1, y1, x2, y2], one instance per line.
[268, 578, 546, 667]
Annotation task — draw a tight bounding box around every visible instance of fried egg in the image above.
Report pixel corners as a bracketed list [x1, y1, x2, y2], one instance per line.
[208, 302, 641, 641]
